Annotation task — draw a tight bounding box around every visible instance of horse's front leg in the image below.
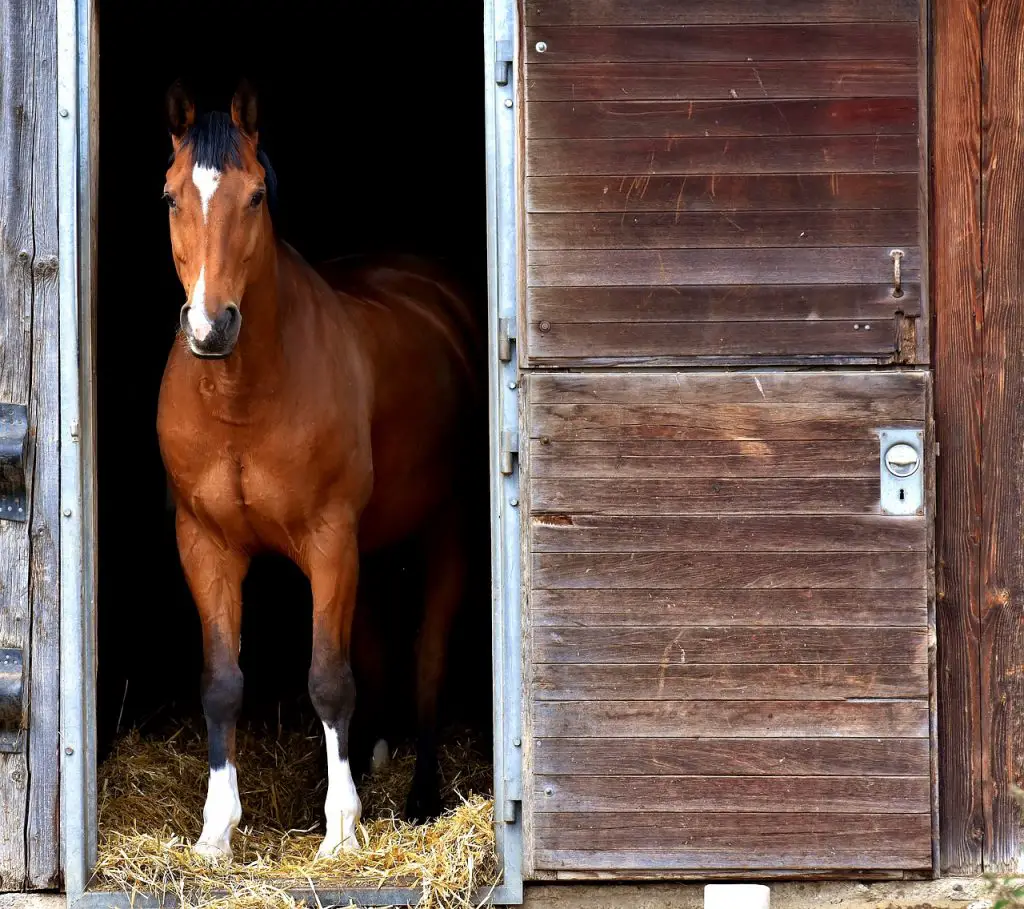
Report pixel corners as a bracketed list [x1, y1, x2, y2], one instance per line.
[304, 515, 362, 858]
[176, 509, 249, 861]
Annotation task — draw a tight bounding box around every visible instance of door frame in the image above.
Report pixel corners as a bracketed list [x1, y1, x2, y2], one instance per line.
[55, 0, 525, 903]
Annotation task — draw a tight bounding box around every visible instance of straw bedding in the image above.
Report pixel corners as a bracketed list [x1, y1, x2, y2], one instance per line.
[94, 721, 498, 908]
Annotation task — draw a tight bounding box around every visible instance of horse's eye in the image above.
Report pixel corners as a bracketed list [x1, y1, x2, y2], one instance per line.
[249, 189, 265, 210]
[163, 192, 177, 211]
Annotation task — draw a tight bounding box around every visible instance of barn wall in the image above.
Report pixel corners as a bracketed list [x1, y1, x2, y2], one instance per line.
[0, 0, 62, 890]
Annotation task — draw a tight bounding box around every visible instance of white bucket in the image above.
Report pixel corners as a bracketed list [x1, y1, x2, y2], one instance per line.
[704, 884, 771, 909]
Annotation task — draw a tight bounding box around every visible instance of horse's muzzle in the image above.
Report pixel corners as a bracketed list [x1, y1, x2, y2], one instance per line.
[180, 303, 242, 359]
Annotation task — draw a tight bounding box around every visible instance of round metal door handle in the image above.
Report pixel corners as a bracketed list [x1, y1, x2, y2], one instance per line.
[884, 441, 920, 478]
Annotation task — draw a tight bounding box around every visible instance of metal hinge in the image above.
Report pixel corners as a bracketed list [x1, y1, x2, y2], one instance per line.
[498, 316, 517, 363]
[495, 39, 513, 86]
[0, 404, 28, 523]
[0, 648, 24, 753]
[502, 798, 521, 824]
[500, 430, 519, 475]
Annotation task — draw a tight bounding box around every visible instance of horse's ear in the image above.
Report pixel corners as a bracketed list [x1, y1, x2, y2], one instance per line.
[230, 79, 259, 139]
[166, 80, 195, 145]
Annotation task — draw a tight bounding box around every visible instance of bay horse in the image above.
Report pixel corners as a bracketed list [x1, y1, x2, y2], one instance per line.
[155, 81, 482, 860]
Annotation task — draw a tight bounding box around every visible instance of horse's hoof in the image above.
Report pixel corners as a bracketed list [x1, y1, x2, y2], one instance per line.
[316, 832, 359, 859]
[405, 784, 442, 825]
[194, 839, 233, 863]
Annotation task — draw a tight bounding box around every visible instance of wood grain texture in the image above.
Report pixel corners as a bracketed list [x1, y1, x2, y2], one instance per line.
[525, 0, 920, 26]
[533, 662, 929, 700]
[532, 626, 927, 663]
[524, 26, 919, 64]
[525, 62, 920, 101]
[527, 320, 898, 360]
[980, 0, 1024, 873]
[530, 440, 884, 477]
[932, 0, 984, 875]
[24, 0, 59, 885]
[531, 588, 928, 627]
[532, 737, 932, 777]
[529, 370, 928, 404]
[534, 700, 930, 738]
[527, 247, 922, 286]
[527, 99, 918, 140]
[526, 175, 921, 212]
[526, 136, 920, 176]
[534, 775, 931, 813]
[527, 211, 916, 250]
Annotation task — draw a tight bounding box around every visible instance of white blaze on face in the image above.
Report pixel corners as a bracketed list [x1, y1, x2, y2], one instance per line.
[195, 763, 242, 860]
[317, 724, 362, 858]
[187, 266, 215, 341]
[192, 163, 221, 223]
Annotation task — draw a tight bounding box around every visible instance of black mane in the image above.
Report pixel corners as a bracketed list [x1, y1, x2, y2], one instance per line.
[173, 111, 279, 218]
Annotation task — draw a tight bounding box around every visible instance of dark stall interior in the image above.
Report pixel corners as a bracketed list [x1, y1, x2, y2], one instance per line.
[95, 0, 491, 774]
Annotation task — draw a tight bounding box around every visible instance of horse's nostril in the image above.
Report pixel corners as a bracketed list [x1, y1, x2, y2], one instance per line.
[218, 305, 240, 334]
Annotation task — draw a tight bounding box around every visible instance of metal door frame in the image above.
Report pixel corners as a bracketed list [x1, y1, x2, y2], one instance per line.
[55, 0, 524, 903]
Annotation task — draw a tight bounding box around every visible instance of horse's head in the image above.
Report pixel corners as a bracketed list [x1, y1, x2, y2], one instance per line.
[164, 81, 276, 359]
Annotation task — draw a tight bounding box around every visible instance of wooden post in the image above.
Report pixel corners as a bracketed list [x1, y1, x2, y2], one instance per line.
[981, 0, 1024, 873]
[0, 0, 61, 889]
[932, 0, 985, 876]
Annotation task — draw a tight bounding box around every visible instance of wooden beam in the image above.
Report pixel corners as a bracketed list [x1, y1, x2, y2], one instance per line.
[932, 0, 985, 875]
[981, 0, 1024, 873]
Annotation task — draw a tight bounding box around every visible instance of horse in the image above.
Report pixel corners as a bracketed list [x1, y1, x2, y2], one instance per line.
[154, 80, 483, 861]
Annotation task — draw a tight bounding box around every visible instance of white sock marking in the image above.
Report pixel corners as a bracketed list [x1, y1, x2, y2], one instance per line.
[371, 738, 390, 774]
[196, 763, 241, 859]
[192, 164, 221, 223]
[318, 724, 361, 857]
[187, 266, 214, 341]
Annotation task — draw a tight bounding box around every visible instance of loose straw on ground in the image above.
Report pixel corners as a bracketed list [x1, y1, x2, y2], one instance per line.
[94, 722, 498, 909]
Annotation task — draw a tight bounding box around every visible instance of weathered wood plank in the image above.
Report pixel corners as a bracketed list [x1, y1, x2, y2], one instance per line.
[531, 588, 928, 627]
[528, 99, 918, 140]
[530, 514, 927, 551]
[530, 442, 882, 478]
[525, 62, 920, 101]
[529, 370, 928, 404]
[533, 551, 925, 591]
[524, 26, 919, 64]
[527, 320, 897, 359]
[532, 737, 932, 777]
[533, 841, 931, 872]
[24, 0, 59, 884]
[528, 286, 922, 327]
[530, 477, 882, 514]
[532, 626, 928, 663]
[932, 0, 984, 875]
[534, 775, 931, 814]
[533, 663, 929, 701]
[531, 402, 923, 439]
[534, 700, 930, 738]
[527, 211, 917, 250]
[526, 175, 921, 212]
[525, 0, 921, 26]
[526, 136, 920, 175]
[980, 0, 1024, 873]
[527, 247, 923, 286]
[0, 0, 40, 888]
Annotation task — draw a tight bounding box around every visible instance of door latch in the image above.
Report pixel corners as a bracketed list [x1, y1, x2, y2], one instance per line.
[879, 428, 924, 515]
[500, 430, 519, 476]
[0, 404, 28, 523]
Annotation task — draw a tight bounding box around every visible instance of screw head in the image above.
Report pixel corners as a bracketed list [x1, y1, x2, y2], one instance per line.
[504, 98, 513, 108]
[65, 746, 74, 756]
[509, 498, 519, 507]
[539, 320, 551, 332]
[544, 786, 553, 796]
[59, 107, 68, 118]
[63, 508, 71, 517]
[513, 737, 522, 747]
[17, 250, 28, 262]
[535, 41, 548, 53]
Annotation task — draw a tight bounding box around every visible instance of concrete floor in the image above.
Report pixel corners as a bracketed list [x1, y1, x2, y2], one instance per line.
[0, 878, 998, 908]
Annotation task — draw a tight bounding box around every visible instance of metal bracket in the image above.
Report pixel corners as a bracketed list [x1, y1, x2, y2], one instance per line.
[0, 404, 28, 522]
[879, 428, 924, 516]
[0, 648, 24, 753]
[495, 39, 513, 86]
[500, 430, 519, 475]
[498, 316, 517, 363]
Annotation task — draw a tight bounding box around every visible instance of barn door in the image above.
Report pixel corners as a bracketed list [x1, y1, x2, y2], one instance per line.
[0, 0, 63, 890]
[517, 0, 935, 879]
